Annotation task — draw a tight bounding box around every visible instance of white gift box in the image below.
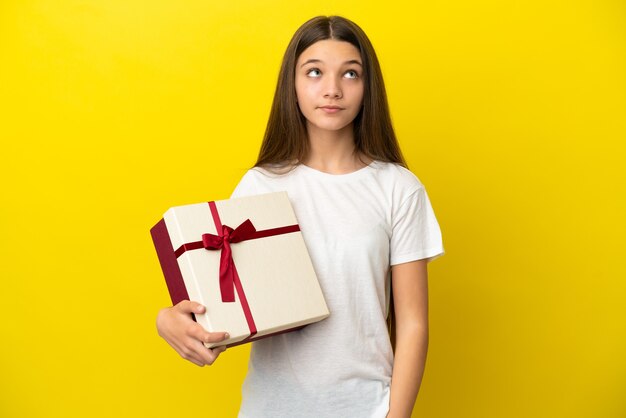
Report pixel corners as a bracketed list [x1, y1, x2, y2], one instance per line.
[150, 191, 330, 348]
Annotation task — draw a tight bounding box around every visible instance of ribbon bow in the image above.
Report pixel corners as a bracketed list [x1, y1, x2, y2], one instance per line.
[201, 219, 257, 302]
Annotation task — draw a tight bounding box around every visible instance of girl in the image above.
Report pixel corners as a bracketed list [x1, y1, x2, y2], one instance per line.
[156, 15, 444, 418]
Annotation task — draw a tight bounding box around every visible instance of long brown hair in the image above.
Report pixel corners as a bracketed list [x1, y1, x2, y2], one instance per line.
[255, 15, 407, 170]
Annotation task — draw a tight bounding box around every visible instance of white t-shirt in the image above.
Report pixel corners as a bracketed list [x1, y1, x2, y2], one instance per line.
[230, 161, 444, 418]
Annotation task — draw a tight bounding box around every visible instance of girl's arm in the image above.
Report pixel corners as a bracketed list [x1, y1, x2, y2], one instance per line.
[387, 259, 429, 418]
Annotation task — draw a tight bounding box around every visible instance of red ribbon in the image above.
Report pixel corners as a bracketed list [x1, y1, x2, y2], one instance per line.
[201, 219, 257, 303]
[173, 201, 300, 339]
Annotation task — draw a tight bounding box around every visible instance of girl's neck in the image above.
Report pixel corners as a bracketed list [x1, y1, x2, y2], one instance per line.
[303, 123, 370, 174]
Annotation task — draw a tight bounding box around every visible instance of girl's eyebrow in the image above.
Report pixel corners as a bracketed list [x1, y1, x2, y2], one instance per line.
[300, 59, 363, 68]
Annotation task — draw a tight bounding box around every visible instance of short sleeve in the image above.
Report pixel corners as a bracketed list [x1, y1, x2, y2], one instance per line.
[390, 186, 445, 265]
[230, 170, 258, 199]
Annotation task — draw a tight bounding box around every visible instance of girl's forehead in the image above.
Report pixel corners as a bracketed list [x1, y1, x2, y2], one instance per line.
[297, 40, 362, 64]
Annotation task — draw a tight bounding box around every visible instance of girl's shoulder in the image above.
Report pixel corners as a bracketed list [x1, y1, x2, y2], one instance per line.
[231, 163, 297, 198]
[370, 160, 425, 190]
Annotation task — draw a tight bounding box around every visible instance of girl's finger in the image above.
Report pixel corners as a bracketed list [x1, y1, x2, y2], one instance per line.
[178, 347, 204, 366]
[212, 345, 227, 355]
[176, 300, 205, 315]
[190, 340, 220, 365]
[186, 323, 228, 345]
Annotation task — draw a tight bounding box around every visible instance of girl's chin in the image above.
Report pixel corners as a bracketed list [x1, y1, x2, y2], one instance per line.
[306, 121, 354, 134]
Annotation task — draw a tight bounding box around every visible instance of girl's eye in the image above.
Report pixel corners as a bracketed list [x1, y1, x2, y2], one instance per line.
[344, 70, 359, 79]
[306, 68, 321, 77]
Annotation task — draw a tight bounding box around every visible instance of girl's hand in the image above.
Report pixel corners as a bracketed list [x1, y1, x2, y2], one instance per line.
[156, 300, 229, 367]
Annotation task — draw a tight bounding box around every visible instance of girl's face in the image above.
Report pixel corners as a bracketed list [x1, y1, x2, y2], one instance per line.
[295, 40, 364, 136]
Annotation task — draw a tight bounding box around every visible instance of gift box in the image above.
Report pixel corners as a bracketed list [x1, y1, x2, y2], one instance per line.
[150, 191, 330, 348]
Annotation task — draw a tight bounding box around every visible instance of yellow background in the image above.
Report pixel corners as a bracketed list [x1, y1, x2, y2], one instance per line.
[1, 1, 625, 417]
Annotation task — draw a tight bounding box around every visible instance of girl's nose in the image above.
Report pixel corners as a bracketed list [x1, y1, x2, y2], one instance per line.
[323, 78, 343, 99]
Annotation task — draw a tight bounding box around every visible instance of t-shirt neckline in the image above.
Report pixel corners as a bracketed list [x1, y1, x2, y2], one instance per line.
[297, 160, 378, 180]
